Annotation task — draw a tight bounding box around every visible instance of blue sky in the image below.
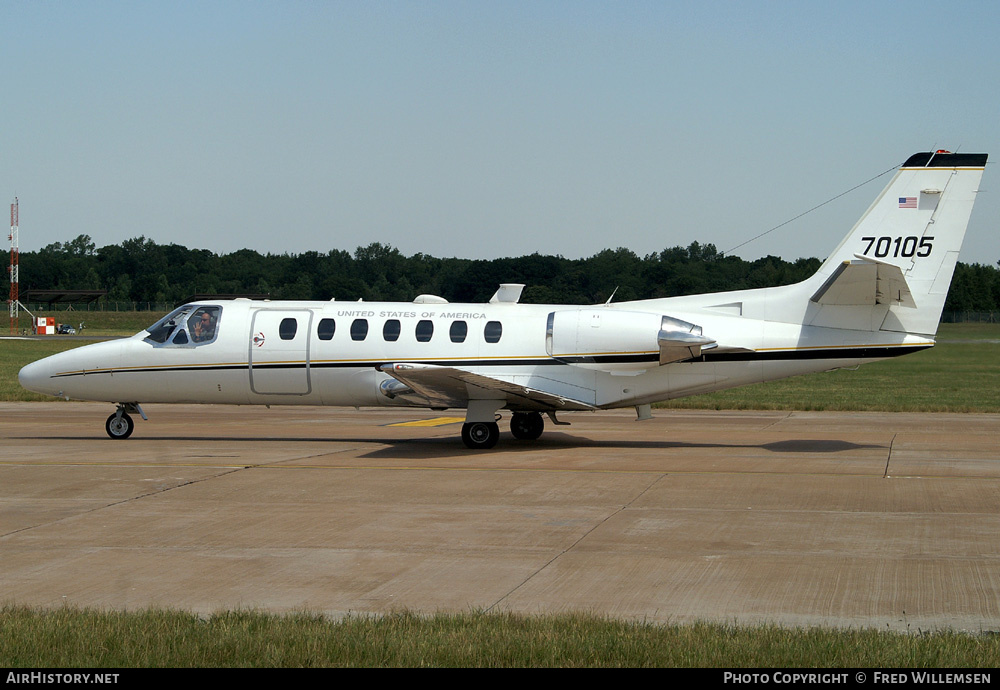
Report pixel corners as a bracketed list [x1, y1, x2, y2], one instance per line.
[2, 1, 998, 266]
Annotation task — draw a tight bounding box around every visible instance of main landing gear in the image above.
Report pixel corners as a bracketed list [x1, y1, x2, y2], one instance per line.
[460, 411, 547, 449]
[461, 421, 500, 449]
[105, 403, 146, 440]
[510, 411, 544, 440]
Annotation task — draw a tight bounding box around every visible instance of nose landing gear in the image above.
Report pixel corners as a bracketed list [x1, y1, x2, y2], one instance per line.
[105, 403, 146, 440]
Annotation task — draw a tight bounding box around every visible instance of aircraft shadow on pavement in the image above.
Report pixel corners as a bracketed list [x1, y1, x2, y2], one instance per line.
[20, 433, 886, 460]
[366, 435, 887, 458]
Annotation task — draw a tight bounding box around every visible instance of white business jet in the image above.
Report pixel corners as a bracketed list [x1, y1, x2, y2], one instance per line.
[18, 151, 988, 448]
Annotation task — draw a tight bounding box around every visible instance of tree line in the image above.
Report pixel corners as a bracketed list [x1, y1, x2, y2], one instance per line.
[19, 234, 1000, 311]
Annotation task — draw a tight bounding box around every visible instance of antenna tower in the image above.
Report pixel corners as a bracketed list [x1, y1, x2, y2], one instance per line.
[9, 197, 19, 334]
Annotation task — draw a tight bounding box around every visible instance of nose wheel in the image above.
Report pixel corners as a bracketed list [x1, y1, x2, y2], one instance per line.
[105, 403, 146, 439]
[105, 411, 135, 439]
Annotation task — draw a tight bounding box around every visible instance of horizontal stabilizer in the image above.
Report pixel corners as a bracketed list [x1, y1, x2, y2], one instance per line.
[810, 258, 915, 308]
[658, 329, 717, 364]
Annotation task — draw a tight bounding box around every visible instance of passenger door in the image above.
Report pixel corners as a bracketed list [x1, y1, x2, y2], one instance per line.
[249, 309, 313, 395]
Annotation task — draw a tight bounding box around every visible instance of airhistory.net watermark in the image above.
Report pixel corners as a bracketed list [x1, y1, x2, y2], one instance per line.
[5, 673, 119, 684]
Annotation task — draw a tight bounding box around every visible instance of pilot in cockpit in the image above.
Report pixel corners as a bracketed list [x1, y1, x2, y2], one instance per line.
[191, 309, 217, 342]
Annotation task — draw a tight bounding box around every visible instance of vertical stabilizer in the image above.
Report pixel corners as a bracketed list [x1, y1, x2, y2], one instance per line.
[808, 151, 986, 336]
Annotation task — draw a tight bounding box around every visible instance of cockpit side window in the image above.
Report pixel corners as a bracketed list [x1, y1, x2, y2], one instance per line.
[144, 307, 188, 344]
[144, 305, 222, 347]
[188, 307, 221, 345]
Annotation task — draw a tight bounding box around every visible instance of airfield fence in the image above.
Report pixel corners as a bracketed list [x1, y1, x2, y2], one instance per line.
[940, 311, 1000, 323]
[25, 302, 176, 313]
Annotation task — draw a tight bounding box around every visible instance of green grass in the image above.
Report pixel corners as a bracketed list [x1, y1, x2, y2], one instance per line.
[936, 321, 1000, 340]
[11, 309, 166, 337]
[658, 322, 1000, 413]
[0, 340, 86, 401]
[1, 607, 998, 667]
[658, 344, 1000, 413]
[0, 312, 166, 401]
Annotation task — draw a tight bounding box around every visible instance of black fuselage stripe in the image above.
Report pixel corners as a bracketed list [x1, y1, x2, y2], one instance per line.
[702, 345, 930, 362]
[51, 345, 930, 378]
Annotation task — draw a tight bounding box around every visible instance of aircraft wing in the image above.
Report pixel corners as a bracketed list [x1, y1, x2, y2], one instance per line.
[378, 363, 598, 411]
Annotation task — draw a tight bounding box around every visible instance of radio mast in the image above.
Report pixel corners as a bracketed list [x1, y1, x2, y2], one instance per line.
[9, 197, 19, 334]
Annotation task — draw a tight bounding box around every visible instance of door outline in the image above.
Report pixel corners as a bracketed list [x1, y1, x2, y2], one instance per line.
[249, 309, 314, 395]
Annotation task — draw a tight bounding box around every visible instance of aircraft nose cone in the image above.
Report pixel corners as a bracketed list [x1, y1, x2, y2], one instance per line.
[18, 359, 56, 396]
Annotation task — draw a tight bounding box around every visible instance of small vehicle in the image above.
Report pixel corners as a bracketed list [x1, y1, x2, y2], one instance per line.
[57, 324, 76, 335]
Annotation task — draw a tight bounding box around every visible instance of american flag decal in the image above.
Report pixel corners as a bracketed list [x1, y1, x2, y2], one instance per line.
[899, 197, 917, 208]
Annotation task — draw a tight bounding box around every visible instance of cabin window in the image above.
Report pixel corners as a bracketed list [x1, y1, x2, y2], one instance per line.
[383, 319, 401, 342]
[484, 320, 502, 343]
[351, 318, 369, 341]
[279, 318, 297, 340]
[416, 320, 434, 342]
[317, 318, 336, 341]
[450, 320, 467, 343]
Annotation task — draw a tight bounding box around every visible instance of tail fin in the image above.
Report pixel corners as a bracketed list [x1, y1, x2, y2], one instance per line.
[808, 151, 987, 336]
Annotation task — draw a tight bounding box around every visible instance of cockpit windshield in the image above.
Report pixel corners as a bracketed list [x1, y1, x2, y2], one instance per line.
[144, 305, 221, 346]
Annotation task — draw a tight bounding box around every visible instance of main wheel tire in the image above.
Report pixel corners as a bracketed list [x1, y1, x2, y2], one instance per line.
[510, 412, 544, 440]
[462, 421, 499, 449]
[105, 412, 135, 440]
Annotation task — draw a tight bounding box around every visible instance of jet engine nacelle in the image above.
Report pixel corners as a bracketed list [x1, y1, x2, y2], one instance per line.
[545, 309, 716, 372]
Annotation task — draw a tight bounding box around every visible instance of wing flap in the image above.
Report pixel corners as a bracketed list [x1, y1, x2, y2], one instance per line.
[378, 363, 597, 411]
